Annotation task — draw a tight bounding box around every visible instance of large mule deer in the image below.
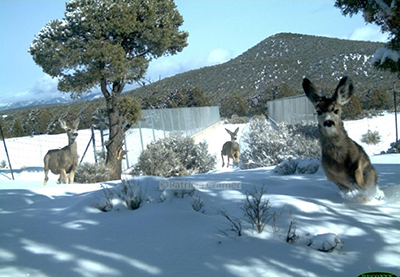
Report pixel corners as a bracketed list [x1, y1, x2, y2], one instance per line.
[302, 76, 378, 200]
[43, 118, 80, 185]
[221, 127, 240, 167]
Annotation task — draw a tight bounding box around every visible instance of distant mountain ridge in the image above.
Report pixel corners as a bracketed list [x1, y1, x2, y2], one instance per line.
[0, 91, 102, 111]
[129, 33, 396, 102]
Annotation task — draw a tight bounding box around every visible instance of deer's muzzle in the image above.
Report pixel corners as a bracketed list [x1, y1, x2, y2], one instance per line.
[323, 120, 335, 127]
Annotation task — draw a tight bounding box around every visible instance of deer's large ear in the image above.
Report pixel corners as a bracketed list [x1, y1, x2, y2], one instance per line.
[302, 78, 321, 105]
[333, 76, 353, 105]
[59, 119, 67, 129]
[72, 118, 80, 129]
[234, 127, 239, 135]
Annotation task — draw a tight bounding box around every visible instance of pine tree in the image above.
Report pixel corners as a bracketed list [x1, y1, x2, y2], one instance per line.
[29, 0, 188, 180]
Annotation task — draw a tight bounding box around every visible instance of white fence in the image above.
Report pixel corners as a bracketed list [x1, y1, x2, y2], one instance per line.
[0, 106, 221, 172]
[268, 95, 316, 125]
[124, 106, 220, 167]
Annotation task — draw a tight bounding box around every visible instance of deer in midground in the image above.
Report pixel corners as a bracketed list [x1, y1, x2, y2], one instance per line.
[43, 118, 80, 185]
[302, 76, 378, 200]
[221, 127, 240, 167]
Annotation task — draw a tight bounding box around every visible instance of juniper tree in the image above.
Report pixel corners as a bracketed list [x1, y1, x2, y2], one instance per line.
[29, 0, 188, 180]
[335, 0, 400, 74]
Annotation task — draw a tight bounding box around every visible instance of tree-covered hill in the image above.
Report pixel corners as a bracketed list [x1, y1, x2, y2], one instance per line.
[1, 33, 398, 138]
[129, 32, 396, 103]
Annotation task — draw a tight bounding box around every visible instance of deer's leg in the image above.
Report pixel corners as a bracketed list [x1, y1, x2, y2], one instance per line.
[59, 169, 68, 184]
[44, 169, 49, 185]
[221, 152, 225, 167]
[69, 170, 75, 184]
[355, 166, 365, 189]
[356, 159, 377, 191]
[324, 167, 357, 191]
[227, 156, 230, 167]
[355, 158, 373, 190]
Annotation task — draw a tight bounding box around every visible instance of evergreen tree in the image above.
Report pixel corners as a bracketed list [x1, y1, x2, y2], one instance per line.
[29, 0, 188, 180]
[335, 0, 400, 75]
[12, 119, 25, 138]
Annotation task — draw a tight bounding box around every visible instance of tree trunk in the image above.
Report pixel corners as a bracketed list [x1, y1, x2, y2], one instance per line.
[102, 79, 126, 181]
[105, 104, 124, 180]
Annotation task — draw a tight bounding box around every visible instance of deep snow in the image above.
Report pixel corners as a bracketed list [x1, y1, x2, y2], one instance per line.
[0, 113, 399, 277]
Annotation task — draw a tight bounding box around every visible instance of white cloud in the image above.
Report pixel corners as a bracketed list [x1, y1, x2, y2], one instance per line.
[0, 74, 62, 105]
[145, 48, 234, 84]
[206, 48, 233, 65]
[348, 25, 389, 42]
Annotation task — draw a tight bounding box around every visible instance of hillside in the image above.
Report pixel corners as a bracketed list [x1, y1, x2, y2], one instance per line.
[1, 33, 398, 138]
[129, 33, 397, 102]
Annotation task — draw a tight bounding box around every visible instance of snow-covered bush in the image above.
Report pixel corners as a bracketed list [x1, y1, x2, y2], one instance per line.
[119, 178, 144, 210]
[134, 135, 216, 177]
[191, 194, 206, 213]
[96, 184, 114, 212]
[274, 157, 320, 175]
[240, 116, 320, 168]
[308, 233, 343, 253]
[296, 158, 320, 174]
[361, 130, 381, 145]
[95, 179, 147, 212]
[273, 158, 298, 175]
[385, 140, 400, 153]
[75, 162, 110, 183]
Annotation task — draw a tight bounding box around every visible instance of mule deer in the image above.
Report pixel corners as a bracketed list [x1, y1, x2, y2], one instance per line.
[221, 127, 240, 167]
[43, 118, 80, 185]
[302, 76, 377, 199]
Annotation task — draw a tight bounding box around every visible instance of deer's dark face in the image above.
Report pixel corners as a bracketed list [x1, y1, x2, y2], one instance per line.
[303, 76, 353, 137]
[230, 133, 238, 141]
[314, 97, 342, 136]
[225, 127, 239, 141]
[67, 128, 79, 141]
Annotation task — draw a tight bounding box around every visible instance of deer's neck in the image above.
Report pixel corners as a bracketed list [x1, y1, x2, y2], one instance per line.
[68, 140, 77, 152]
[319, 125, 351, 158]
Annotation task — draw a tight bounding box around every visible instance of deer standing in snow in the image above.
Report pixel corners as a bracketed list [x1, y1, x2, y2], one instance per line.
[43, 118, 80, 185]
[221, 127, 240, 167]
[302, 76, 378, 199]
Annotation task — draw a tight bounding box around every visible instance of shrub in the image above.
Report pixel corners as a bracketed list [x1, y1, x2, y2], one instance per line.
[217, 209, 242, 237]
[119, 179, 144, 210]
[274, 157, 320, 175]
[385, 140, 400, 153]
[273, 158, 298, 175]
[361, 130, 381, 145]
[96, 184, 114, 212]
[75, 162, 110, 183]
[240, 116, 320, 168]
[191, 194, 206, 213]
[241, 186, 284, 234]
[134, 135, 216, 177]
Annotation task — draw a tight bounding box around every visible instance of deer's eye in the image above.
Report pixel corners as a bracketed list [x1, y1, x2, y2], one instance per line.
[316, 110, 322, 116]
[334, 109, 339, 114]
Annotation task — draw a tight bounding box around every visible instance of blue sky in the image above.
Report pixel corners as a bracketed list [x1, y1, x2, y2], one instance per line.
[0, 0, 388, 106]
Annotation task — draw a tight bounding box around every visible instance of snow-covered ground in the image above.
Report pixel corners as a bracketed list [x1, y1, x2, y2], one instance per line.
[0, 113, 399, 277]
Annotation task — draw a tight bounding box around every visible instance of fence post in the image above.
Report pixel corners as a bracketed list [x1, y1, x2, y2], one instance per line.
[0, 122, 14, 180]
[91, 125, 97, 163]
[138, 120, 144, 151]
[80, 134, 93, 164]
[393, 82, 398, 152]
[150, 113, 156, 141]
[161, 109, 166, 138]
